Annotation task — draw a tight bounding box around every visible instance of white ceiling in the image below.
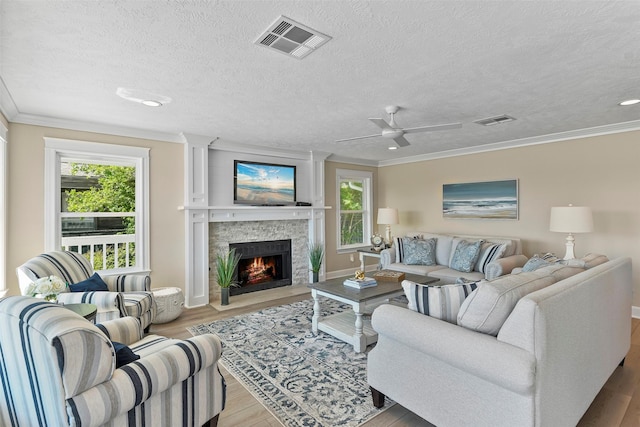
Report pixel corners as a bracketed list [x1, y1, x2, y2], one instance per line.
[1, 0, 639, 164]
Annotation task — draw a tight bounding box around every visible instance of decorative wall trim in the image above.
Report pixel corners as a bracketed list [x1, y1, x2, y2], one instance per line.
[632, 306, 640, 319]
[0, 76, 19, 120]
[0, 123, 7, 295]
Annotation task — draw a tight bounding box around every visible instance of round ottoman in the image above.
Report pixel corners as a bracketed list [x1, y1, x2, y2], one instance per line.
[152, 287, 185, 324]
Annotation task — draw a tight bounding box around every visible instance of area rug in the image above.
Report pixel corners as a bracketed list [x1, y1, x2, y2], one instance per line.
[188, 298, 395, 427]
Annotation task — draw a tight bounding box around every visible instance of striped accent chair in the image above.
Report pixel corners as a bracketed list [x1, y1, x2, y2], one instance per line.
[0, 296, 225, 426]
[16, 251, 156, 331]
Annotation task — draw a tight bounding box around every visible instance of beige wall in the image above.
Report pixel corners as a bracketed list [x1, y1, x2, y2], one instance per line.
[5, 123, 185, 296]
[324, 161, 378, 273]
[378, 130, 640, 306]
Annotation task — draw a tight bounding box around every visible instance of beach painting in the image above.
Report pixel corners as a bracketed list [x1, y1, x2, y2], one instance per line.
[235, 161, 296, 205]
[443, 179, 518, 220]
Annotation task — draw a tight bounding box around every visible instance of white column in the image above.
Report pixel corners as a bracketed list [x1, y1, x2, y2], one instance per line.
[182, 133, 215, 307]
[308, 151, 329, 282]
[0, 122, 7, 297]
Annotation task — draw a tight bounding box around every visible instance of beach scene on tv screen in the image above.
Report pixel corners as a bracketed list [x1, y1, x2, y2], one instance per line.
[236, 162, 295, 204]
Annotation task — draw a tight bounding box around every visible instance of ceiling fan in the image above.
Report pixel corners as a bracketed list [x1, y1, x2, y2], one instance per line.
[336, 105, 462, 147]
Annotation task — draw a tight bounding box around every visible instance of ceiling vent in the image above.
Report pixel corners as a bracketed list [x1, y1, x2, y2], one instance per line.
[255, 15, 331, 59]
[474, 115, 517, 126]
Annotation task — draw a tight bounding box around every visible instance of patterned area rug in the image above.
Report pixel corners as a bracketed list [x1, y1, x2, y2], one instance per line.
[188, 298, 395, 427]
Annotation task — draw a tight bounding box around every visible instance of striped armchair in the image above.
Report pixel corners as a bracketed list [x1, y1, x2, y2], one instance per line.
[16, 251, 155, 330]
[0, 296, 225, 426]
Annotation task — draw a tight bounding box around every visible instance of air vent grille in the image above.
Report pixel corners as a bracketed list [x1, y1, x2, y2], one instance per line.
[474, 115, 517, 126]
[254, 15, 332, 59]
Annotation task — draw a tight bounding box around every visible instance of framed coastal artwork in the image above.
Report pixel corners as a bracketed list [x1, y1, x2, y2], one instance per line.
[442, 179, 518, 220]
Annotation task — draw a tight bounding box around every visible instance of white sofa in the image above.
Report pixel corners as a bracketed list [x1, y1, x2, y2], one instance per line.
[367, 257, 632, 427]
[379, 232, 528, 283]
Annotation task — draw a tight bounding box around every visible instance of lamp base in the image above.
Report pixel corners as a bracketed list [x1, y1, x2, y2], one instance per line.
[385, 225, 392, 247]
[563, 233, 576, 260]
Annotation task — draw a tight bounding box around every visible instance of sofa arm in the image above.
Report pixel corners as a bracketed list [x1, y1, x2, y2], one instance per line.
[58, 291, 126, 318]
[67, 334, 223, 426]
[379, 247, 396, 269]
[371, 304, 535, 394]
[96, 317, 143, 345]
[484, 254, 528, 280]
[102, 274, 151, 292]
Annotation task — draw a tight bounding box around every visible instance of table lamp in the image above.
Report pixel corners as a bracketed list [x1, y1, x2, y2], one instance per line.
[549, 204, 593, 260]
[377, 208, 399, 246]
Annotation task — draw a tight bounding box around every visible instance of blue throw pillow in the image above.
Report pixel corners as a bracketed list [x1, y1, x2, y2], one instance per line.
[450, 240, 483, 273]
[112, 341, 140, 368]
[402, 238, 437, 266]
[69, 272, 109, 292]
[522, 256, 552, 272]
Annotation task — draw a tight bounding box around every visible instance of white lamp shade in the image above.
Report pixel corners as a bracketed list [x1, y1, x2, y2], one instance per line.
[377, 208, 399, 225]
[549, 206, 593, 233]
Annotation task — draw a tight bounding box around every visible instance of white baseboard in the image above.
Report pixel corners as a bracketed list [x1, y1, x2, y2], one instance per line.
[632, 306, 640, 319]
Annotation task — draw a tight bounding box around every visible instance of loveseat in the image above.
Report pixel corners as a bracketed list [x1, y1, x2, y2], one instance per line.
[367, 256, 632, 426]
[380, 232, 528, 283]
[0, 296, 225, 426]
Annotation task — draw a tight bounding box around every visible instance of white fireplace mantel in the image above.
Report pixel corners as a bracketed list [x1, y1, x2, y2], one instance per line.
[181, 136, 329, 307]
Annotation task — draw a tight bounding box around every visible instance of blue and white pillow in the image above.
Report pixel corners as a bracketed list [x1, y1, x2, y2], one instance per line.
[474, 242, 507, 273]
[450, 240, 483, 273]
[402, 280, 479, 324]
[402, 237, 437, 266]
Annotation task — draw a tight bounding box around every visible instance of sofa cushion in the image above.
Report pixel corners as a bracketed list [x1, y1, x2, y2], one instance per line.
[449, 239, 483, 272]
[428, 268, 484, 284]
[402, 280, 478, 324]
[402, 237, 437, 266]
[582, 253, 609, 269]
[474, 242, 507, 273]
[386, 262, 447, 276]
[422, 233, 454, 266]
[457, 272, 557, 336]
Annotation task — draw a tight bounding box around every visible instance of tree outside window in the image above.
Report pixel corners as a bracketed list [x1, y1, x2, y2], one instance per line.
[336, 169, 372, 250]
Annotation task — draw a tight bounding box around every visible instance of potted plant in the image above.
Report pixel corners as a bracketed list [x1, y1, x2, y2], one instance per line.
[216, 248, 241, 306]
[309, 242, 324, 283]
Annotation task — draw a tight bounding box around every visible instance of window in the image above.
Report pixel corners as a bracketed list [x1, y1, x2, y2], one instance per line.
[336, 169, 372, 251]
[45, 138, 149, 274]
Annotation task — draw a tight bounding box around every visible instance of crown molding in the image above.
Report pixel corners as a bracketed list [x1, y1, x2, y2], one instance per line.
[378, 119, 640, 167]
[0, 77, 19, 121]
[326, 154, 379, 167]
[9, 112, 184, 144]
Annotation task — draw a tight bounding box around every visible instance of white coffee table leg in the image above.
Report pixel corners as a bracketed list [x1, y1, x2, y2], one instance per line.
[312, 290, 320, 333]
[354, 311, 366, 353]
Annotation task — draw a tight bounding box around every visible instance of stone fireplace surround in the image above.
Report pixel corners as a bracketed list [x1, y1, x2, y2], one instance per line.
[209, 220, 309, 302]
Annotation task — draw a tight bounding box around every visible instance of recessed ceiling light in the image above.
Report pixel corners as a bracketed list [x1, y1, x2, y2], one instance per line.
[619, 99, 640, 106]
[116, 87, 172, 107]
[141, 100, 163, 107]
[388, 146, 398, 150]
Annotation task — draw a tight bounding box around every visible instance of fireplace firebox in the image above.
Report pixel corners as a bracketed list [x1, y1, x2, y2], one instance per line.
[229, 239, 292, 296]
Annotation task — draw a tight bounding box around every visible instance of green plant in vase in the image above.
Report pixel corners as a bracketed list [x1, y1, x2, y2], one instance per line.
[309, 242, 324, 283]
[216, 248, 241, 306]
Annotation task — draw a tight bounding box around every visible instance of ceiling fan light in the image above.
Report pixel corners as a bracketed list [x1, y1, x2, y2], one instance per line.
[141, 100, 163, 107]
[619, 99, 640, 106]
[388, 146, 398, 150]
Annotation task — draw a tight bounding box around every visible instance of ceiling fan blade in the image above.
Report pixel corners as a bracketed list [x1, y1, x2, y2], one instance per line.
[403, 122, 462, 134]
[335, 134, 382, 142]
[393, 135, 411, 147]
[369, 118, 393, 130]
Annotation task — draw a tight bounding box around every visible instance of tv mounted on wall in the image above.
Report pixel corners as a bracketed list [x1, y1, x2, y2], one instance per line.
[234, 160, 296, 205]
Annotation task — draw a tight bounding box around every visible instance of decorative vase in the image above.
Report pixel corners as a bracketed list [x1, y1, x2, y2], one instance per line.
[312, 271, 319, 283]
[221, 287, 230, 306]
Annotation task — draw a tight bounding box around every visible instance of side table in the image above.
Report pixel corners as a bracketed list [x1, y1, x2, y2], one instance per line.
[357, 248, 383, 271]
[64, 303, 98, 323]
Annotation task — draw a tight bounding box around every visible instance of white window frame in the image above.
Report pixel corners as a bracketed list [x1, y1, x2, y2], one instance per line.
[335, 168, 373, 253]
[44, 138, 150, 275]
[0, 123, 7, 297]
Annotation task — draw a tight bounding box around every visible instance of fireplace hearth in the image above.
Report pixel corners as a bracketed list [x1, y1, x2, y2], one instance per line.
[229, 239, 292, 296]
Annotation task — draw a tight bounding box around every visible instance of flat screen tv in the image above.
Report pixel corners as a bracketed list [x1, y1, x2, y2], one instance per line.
[234, 160, 296, 205]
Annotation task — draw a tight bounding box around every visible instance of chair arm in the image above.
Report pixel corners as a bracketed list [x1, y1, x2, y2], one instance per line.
[379, 247, 396, 269]
[484, 254, 528, 280]
[57, 291, 126, 317]
[371, 304, 535, 394]
[68, 334, 223, 425]
[102, 274, 151, 292]
[96, 317, 143, 345]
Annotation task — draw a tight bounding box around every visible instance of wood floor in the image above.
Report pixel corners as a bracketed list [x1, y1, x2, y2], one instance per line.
[150, 294, 640, 427]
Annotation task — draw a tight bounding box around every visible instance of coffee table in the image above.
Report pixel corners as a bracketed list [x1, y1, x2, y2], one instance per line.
[309, 273, 439, 353]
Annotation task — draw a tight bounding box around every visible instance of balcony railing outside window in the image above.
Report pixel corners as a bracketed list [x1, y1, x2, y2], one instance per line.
[61, 234, 136, 271]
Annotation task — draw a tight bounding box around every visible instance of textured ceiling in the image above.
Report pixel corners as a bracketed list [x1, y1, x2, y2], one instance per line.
[1, 0, 639, 164]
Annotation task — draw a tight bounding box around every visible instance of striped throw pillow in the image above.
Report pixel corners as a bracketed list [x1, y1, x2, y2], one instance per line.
[402, 280, 479, 324]
[475, 243, 507, 273]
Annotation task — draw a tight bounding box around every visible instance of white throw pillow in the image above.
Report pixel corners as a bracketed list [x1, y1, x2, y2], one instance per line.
[474, 242, 507, 273]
